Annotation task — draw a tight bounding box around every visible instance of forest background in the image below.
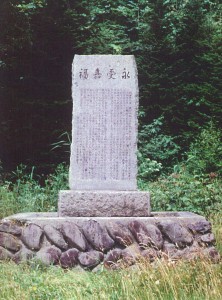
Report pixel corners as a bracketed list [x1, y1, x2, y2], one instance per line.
[0, 0, 222, 217]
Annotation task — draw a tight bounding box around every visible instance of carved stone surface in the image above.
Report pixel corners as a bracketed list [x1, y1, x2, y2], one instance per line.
[70, 55, 138, 191]
[58, 190, 150, 217]
[58, 55, 151, 218]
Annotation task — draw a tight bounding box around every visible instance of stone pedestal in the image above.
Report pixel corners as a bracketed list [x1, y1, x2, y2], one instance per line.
[58, 190, 150, 217]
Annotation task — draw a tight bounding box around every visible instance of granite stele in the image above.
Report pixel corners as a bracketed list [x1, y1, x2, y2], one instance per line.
[1, 55, 219, 269]
[58, 55, 151, 217]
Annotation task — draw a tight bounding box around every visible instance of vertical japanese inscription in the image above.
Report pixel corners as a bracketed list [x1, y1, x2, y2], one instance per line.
[70, 55, 138, 190]
[74, 89, 133, 181]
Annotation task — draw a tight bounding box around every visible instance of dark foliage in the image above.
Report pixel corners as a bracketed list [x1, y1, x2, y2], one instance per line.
[0, 0, 221, 173]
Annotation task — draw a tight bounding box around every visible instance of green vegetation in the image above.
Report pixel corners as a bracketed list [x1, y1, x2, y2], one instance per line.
[138, 120, 222, 216]
[0, 163, 68, 219]
[0, 0, 221, 170]
[0, 260, 221, 300]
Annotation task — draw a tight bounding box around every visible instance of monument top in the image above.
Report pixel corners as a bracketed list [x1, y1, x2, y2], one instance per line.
[69, 55, 139, 190]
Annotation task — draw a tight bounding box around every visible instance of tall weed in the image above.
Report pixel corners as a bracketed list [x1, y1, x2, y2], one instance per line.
[0, 254, 221, 300]
[0, 163, 68, 218]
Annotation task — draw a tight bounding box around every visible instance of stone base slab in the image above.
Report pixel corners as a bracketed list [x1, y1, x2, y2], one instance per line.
[58, 190, 151, 217]
[4, 211, 206, 227]
[1, 212, 220, 270]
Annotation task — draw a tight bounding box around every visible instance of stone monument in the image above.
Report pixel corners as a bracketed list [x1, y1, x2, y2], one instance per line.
[0, 55, 219, 269]
[58, 55, 151, 217]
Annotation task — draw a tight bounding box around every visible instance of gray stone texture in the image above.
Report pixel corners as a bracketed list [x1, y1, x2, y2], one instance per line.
[104, 245, 140, 269]
[36, 245, 62, 265]
[121, 243, 141, 266]
[78, 250, 104, 268]
[0, 246, 13, 260]
[104, 249, 123, 269]
[204, 247, 220, 262]
[158, 222, 193, 248]
[187, 220, 211, 234]
[82, 220, 115, 252]
[0, 221, 22, 235]
[1, 213, 220, 269]
[200, 233, 215, 244]
[58, 55, 151, 218]
[21, 224, 44, 250]
[141, 248, 159, 262]
[62, 222, 87, 251]
[106, 221, 134, 246]
[162, 241, 178, 256]
[58, 190, 150, 217]
[3, 211, 206, 227]
[13, 244, 35, 263]
[128, 221, 163, 249]
[60, 248, 79, 268]
[44, 225, 68, 250]
[70, 55, 138, 191]
[0, 232, 21, 252]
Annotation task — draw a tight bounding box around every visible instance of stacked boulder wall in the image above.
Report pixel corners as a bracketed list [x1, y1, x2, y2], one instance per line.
[0, 212, 220, 270]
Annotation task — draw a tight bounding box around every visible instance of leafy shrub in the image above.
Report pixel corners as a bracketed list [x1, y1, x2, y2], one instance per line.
[185, 121, 222, 176]
[137, 156, 162, 186]
[138, 120, 222, 216]
[138, 116, 180, 180]
[140, 169, 222, 217]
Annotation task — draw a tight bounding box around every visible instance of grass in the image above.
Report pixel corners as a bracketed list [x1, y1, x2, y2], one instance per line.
[0, 163, 69, 219]
[0, 214, 221, 300]
[0, 255, 221, 300]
